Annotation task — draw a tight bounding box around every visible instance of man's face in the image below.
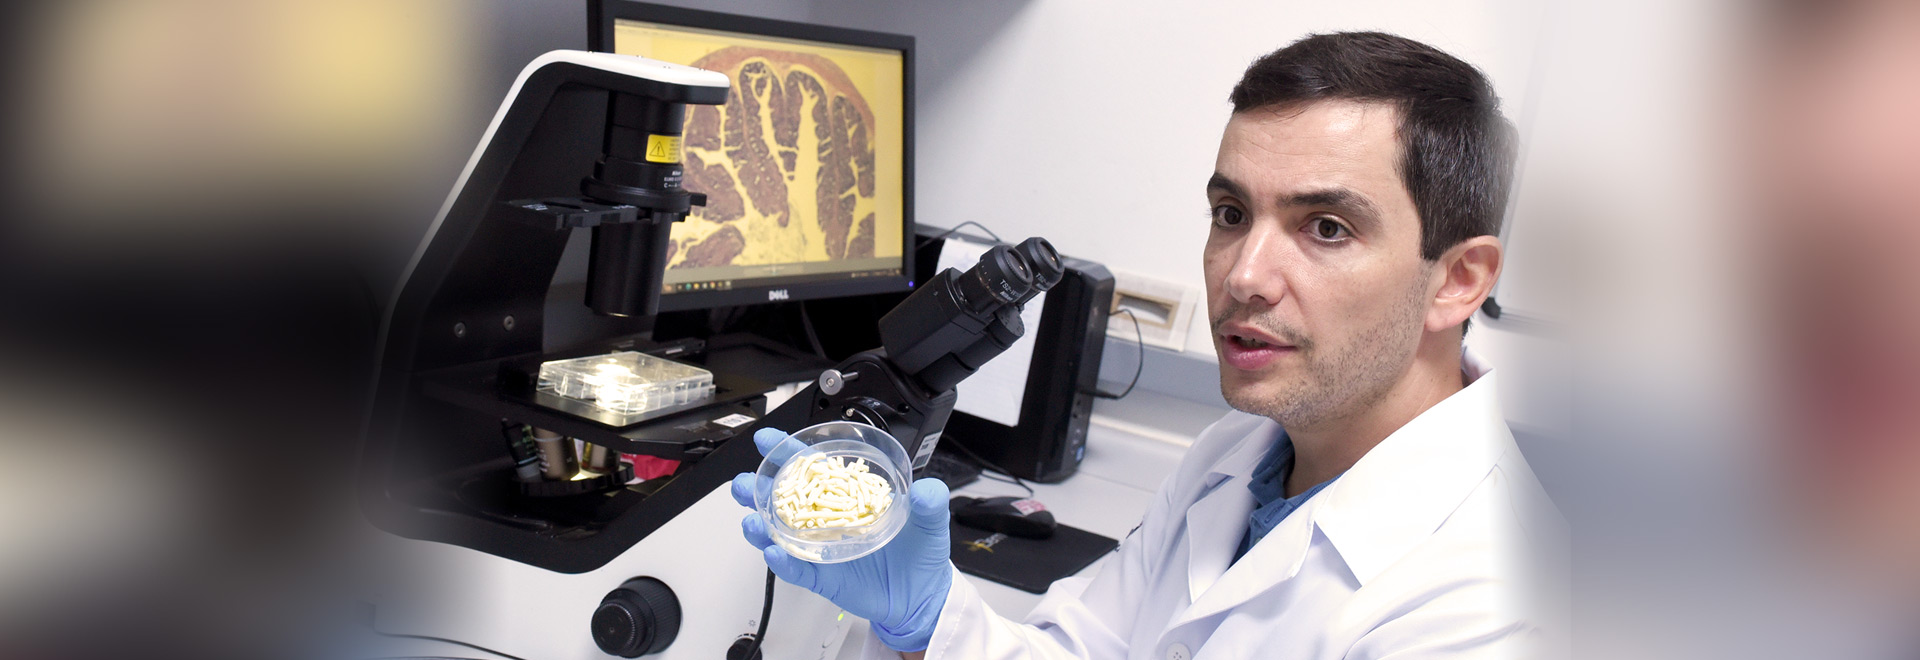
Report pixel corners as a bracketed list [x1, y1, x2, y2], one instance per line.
[1205, 101, 1434, 429]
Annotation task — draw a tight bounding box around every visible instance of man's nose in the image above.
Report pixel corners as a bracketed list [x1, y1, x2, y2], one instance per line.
[1224, 224, 1290, 307]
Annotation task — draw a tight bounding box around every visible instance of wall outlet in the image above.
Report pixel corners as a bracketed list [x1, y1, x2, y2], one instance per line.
[1107, 269, 1200, 353]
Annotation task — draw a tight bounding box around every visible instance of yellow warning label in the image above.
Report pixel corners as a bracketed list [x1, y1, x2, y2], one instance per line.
[644, 134, 682, 164]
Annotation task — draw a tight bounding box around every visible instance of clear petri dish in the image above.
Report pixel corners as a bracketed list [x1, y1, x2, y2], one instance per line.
[751, 421, 912, 563]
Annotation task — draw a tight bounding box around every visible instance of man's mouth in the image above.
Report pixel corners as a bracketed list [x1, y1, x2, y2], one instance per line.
[1227, 334, 1276, 349]
[1218, 322, 1292, 349]
[1217, 323, 1298, 371]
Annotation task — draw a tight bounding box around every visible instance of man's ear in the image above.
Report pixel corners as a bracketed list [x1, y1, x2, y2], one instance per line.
[1426, 236, 1503, 333]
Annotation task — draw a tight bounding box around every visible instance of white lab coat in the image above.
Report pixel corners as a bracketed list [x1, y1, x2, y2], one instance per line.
[862, 350, 1563, 660]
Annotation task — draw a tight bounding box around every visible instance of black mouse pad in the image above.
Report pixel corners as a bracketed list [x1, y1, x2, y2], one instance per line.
[949, 522, 1120, 594]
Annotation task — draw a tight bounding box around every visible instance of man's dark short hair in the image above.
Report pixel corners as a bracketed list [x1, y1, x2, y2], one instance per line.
[1231, 31, 1517, 261]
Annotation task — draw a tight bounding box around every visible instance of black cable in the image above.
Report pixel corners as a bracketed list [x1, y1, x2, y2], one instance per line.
[739, 569, 776, 660]
[369, 632, 529, 660]
[941, 436, 1034, 497]
[796, 301, 828, 359]
[975, 470, 1032, 494]
[915, 221, 1004, 248]
[1094, 308, 1144, 399]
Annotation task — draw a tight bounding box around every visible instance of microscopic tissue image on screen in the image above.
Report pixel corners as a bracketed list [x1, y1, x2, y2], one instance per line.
[615, 20, 906, 293]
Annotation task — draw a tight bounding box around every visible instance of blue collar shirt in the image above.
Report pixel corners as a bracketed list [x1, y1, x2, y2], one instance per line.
[1233, 434, 1338, 563]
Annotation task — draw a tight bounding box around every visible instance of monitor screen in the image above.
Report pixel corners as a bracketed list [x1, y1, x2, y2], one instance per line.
[597, 5, 914, 310]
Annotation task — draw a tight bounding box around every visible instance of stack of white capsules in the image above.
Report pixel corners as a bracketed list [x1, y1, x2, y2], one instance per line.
[775, 453, 894, 529]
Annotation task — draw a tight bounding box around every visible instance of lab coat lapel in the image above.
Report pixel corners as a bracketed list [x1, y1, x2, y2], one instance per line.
[1170, 350, 1509, 627]
[1314, 362, 1509, 585]
[1182, 474, 1256, 603]
[1181, 422, 1275, 604]
[1171, 497, 1317, 629]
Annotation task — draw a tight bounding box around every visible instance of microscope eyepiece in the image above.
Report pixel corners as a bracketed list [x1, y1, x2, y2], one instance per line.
[1013, 237, 1064, 303]
[958, 245, 1036, 311]
[876, 236, 1067, 393]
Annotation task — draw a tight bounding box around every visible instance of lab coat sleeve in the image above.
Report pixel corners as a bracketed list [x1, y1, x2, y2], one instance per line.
[856, 472, 1187, 660]
[1338, 548, 1548, 660]
[851, 566, 1127, 660]
[1341, 588, 1541, 660]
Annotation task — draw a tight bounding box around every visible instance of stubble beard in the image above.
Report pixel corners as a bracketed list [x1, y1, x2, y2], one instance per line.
[1215, 278, 1430, 432]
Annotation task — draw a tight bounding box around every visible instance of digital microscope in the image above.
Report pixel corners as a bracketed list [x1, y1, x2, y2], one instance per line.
[359, 51, 1061, 659]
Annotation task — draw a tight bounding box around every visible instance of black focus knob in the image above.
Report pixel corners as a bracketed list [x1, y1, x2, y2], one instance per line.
[591, 577, 681, 657]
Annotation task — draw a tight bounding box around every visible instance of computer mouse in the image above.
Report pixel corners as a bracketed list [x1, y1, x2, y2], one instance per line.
[950, 495, 1057, 539]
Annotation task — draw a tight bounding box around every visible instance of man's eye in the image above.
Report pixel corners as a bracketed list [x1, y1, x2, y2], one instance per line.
[1211, 205, 1245, 227]
[1309, 216, 1350, 241]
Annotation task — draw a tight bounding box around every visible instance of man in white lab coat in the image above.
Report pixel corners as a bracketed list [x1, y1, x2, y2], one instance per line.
[733, 31, 1562, 659]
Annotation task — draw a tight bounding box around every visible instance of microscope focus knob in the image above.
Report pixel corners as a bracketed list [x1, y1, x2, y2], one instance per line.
[592, 577, 681, 657]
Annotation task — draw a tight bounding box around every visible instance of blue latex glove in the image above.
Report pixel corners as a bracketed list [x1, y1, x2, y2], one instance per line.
[731, 427, 953, 652]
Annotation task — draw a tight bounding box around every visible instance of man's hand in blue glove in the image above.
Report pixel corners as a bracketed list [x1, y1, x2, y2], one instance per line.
[731, 427, 953, 652]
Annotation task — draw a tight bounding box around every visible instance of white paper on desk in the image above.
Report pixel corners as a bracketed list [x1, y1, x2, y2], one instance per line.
[937, 238, 1043, 427]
